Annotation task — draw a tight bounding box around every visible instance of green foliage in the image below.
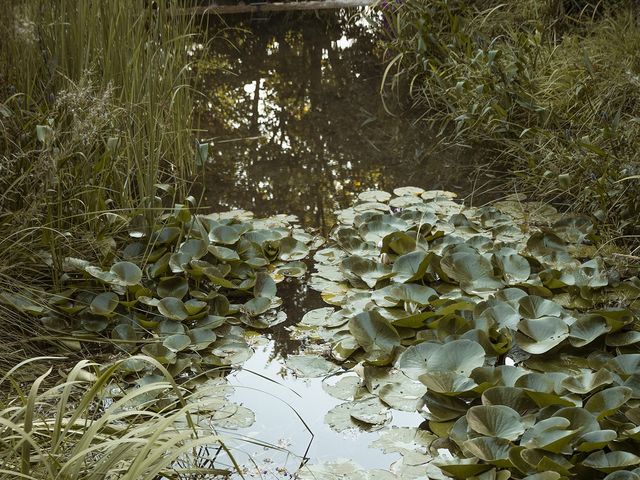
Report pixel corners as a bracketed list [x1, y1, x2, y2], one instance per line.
[381, 0, 640, 242]
[3, 205, 313, 375]
[299, 187, 640, 478]
[0, 356, 246, 479]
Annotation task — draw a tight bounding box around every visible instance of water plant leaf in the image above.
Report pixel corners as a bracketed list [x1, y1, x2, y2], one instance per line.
[253, 272, 276, 299]
[392, 251, 430, 283]
[157, 297, 189, 321]
[348, 311, 400, 359]
[440, 251, 503, 293]
[162, 333, 191, 352]
[515, 317, 569, 354]
[584, 386, 633, 419]
[583, 451, 640, 473]
[370, 427, 435, 455]
[242, 296, 271, 317]
[285, 354, 341, 378]
[89, 292, 119, 316]
[426, 339, 486, 376]
[466, 405, 525, 440]
[322, 375, 362, 401]
[279, 236, 309, 261]
[157, 276, 189, 299]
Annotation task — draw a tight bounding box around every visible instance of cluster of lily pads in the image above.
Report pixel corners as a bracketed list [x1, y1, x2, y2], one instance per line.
[294, 187, 640, 479]
[0, 204, 315, 378]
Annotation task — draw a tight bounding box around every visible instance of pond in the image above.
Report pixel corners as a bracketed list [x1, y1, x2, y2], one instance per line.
[194, 10, 492, 478]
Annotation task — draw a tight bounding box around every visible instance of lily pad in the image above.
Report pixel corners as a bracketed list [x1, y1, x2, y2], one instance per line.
[285, 354, 341, 378]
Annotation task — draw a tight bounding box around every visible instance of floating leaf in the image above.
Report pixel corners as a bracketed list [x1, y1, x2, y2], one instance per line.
[585, 386, 633, 419]
[348, 311, 400, 361]
[285, 354, 341, 378]
[89, 292, 119, 316]
[583, 451, 640, 473]
[157, 297, 189, 321]
[392, 251, 430, 284]
[466, 405, 525, 440]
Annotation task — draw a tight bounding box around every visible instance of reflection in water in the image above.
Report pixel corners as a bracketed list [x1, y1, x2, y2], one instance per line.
[222, 339, 418, 478]
[193, 13, 492, 475]
[195, 12, 484, 235]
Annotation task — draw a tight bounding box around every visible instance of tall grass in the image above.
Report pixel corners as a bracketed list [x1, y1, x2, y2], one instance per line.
[0, 0, 203, 364]
[381, 0, 640, 248]
[0, 0, 200, 280]
[0, 356, 240, 479]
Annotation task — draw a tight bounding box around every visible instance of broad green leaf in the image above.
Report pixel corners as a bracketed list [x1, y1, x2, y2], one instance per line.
[520, 417, 577, 452]
[242, 296, 271, 317]
[585, 386, 633, 419]
[392, 251, 430, 283]
[157, 297, 189, 321]
[209, 225, 240, 244]
[583, 451, 640, 473]
[157, 276, 189, 299]
[89, 292, 119, 316]
[285, 354, 341, 378]
[163, 333, 191, 352]
[466, 405, 525, 440]
[426, 339, 486, 375]
[253, 272, 277, 299]
[279, 236, 309, 261]
[516, 316, 569, 354]
[348, 310, 401, 357]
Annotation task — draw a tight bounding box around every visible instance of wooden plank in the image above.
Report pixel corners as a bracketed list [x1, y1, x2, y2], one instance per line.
[186, 0, 375, 15]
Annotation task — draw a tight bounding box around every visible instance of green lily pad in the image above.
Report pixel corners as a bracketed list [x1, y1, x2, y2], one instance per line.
[370, 427, 435, 455]
[285, 354, 341, 378]
[440, 251, 503, 294]
[209, 225, 241, 245]
[157, 297, 189, 321]
[322, 375, 362, 401]
[279, 236, 310, 261]
[392, 251, 430, 284]
[157, 276, 189, 299]
[163, 333, 191, 352]
[242, 296, 271, 317]
[208, 245, 240, 262]
[466, 405, 525, 440]
[585, 386, 633, 419]
[253, 272, 277, 299]
[515, 316, 569, 354]
[426, 339, 486, 376]
[583, 451, 640, 473]
[89, 292, 119, 316]
[348, 310, 401, 361]
[463, 436, 512, 463]
[520, 417, 576, 453]
[342, 255, 394, 288]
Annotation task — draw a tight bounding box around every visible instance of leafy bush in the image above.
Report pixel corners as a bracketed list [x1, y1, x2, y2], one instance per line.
[381, 1, 640, 245]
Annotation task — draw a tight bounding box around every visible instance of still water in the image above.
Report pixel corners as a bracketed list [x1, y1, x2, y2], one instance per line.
[196, 11, 488, 236]
[195, 11, 488, 478]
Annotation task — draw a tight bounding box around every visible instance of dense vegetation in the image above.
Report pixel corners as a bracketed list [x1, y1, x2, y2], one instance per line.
[1, 1, 640, 479]
[381, 0, 640, 247]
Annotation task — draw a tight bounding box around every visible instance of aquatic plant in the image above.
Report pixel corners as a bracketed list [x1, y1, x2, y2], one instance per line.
[1, 205, 314, 375]
[294, 187, 640, 478]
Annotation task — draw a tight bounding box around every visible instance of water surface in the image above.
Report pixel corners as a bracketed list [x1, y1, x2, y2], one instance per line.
[195, 11, 488, 477]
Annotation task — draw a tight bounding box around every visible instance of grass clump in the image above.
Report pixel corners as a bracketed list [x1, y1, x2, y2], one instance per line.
[0, 356, 240, 479]
[380, 0, 640, 248]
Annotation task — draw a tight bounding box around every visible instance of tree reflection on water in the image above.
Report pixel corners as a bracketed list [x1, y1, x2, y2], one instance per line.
[194, 11, 483, 235]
